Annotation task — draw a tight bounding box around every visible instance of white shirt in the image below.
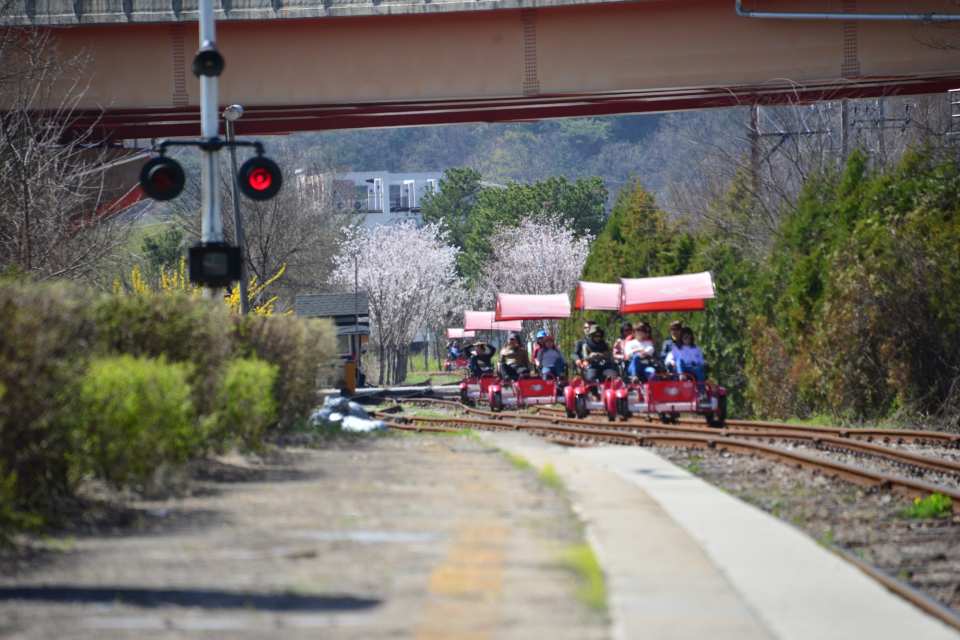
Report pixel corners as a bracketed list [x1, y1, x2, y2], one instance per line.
[624, 338, 655, 360]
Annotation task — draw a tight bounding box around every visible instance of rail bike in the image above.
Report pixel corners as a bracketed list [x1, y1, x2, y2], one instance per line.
[444, 356, 470, 372]
[454, 312, 521, 405]
[565, 273, 728, 428]
[485, 294, 570, 411]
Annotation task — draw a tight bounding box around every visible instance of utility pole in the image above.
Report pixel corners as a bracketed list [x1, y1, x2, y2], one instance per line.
[840, 99, 849, 162]
[224, 104, 249, 314]
[749, 104, 760, 198]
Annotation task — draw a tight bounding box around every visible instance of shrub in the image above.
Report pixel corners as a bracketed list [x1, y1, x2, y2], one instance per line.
[208, 358, 278, 452]
[232, 315, 336, 430]
[0, 280, 95, 513]
[0, 466, 42, 545]
[902, 493, 953, 519]
[92, 291, 233, 420]
[72, 355, 197, 489]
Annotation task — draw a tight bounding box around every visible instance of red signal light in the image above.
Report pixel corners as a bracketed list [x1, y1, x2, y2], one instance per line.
[139, 156, 186, 201]
[248, 167, 273, 192]
[237, 156, 282, 201]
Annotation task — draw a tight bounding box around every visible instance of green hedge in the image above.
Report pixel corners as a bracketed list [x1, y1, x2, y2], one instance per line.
[92, 291, 233, 420]
[0, 279, 335, 538]
[208, 357, 278, 452]
[0, 281, 96, 511]
[72, 355, 198, 488]
[233, 314, 335, 431]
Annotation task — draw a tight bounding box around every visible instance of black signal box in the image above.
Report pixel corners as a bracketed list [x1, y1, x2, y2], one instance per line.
[188, 242, 242, 288]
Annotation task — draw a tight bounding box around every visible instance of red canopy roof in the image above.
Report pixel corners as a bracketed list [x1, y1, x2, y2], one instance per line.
[574, 281, 622, 311]
[446, 328, 476, 339]
[619, 272, 715, 313]
[463, 311, 523, 332]
[495, 293, 571, 321]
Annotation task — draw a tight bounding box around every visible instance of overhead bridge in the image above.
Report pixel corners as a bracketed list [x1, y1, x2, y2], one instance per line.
[9, 0, 960, 138]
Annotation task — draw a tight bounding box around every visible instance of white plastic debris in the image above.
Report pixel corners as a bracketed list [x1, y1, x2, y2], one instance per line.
[341, 415, 387, 433]
[309, 395, 384, 432]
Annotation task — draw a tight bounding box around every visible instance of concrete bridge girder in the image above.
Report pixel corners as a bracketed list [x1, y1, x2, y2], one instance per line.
[27, 0, 960, 137]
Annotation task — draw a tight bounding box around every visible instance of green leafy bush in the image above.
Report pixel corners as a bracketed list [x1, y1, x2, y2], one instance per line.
[0, 280, 95, 513]
[72, 355, 197, 488]
[232, 315, 335, 430]
[92, 291, 232, 420]
[902, 493, 953, 519]
[208, 358, 278, 451]
[0, 466, 42, 545]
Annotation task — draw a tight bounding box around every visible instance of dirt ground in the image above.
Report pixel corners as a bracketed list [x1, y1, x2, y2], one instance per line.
[0, 433, 607, 639]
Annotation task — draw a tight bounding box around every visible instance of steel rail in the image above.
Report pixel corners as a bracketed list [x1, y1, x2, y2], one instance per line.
[380, 400, 960, 633]
[378, 408, 960, 512]
[392, 398, 960, 476]
[532, 404, 960, 446]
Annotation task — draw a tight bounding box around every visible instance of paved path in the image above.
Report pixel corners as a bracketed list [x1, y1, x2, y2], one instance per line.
[0, 436, 605, 639]
[480, 432, 960, 640]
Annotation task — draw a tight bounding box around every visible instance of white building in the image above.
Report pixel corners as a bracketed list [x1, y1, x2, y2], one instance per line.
[296, 170, 442, 228]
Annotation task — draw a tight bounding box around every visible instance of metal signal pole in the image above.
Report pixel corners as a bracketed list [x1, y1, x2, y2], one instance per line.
[198, 0, 223, 296]
[224, 104, 249, 314]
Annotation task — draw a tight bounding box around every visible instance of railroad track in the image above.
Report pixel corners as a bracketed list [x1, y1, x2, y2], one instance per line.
[375, 397, 960, 632]
[375, 398, 960, 507]
[388, 397, 960, 479]
[533, 404, 960, 446]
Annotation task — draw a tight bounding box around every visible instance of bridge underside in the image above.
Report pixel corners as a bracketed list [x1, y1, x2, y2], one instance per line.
[37, 0, 960, 138]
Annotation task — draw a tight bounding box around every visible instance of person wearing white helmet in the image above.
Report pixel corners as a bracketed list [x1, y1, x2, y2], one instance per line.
[532, 328, 548, 365]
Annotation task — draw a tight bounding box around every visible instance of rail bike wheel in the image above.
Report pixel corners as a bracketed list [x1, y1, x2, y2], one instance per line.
[459, 387, 469, 405]
[605, 399, 618, 422]
[490, 390, 503, 412]
[575, 395, 588, 419]
[616, 397, 631, 419]
[707, 395, 727, 429]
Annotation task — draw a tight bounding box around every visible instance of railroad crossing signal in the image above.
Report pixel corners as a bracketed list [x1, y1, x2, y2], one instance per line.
[237, 156, 282, 201]
[138, 150, 283, 203]
[139, 156, 185, 201]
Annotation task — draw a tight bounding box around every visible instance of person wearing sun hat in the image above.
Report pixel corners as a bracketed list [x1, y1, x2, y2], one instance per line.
[466, 339, 495, 377]
[499, 332, 531, 381]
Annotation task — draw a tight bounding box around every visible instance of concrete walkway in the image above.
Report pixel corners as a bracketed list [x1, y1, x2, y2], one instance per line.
[479, 432, 959, 640]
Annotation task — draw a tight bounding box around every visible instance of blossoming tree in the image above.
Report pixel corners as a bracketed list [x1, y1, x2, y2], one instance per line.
[331, 222, 460, 384]
[478, 214, 591, 339]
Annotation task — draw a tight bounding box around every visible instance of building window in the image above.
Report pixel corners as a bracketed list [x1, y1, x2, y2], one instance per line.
[402, 179, 416, 211]
[369, 178, 383, 212]
[389, 183, 402, 212]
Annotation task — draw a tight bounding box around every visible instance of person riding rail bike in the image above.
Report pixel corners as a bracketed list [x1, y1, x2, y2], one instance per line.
[665, 327, 708, 400]
[625, 322, 658, 382]
[499, 332, 531, 381]
[574, 326, 617, 385]
[535, 335, 566, 380]
[466, 341, 496, 378]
